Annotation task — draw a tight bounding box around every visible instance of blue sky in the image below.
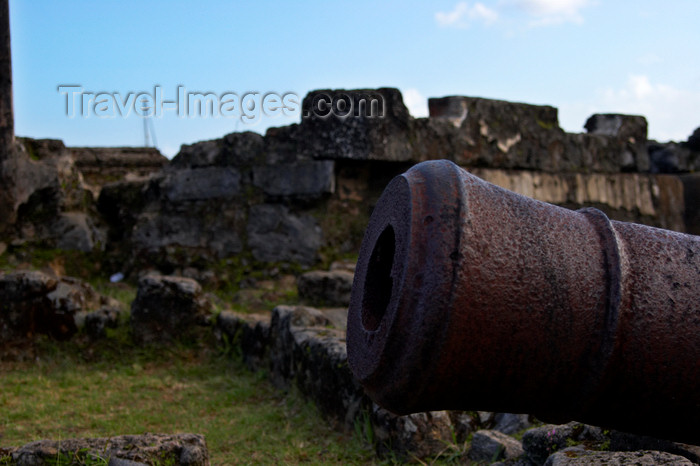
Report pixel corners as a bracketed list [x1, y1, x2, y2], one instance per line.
[9, 0, 700, 157]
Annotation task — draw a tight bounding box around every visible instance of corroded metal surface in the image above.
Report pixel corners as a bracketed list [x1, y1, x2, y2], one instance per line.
[347, 159, 700, 443]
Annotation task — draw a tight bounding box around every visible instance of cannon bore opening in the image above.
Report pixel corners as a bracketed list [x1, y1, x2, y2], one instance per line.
[361, 225, 396, 331]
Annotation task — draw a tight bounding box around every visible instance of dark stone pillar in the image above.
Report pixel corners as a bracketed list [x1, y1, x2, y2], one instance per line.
[0, 0, 13, 158]
[0, 0, 15, 235]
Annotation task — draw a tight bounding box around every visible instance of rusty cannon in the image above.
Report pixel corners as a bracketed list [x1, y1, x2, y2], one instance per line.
[347, 159, 700, 443]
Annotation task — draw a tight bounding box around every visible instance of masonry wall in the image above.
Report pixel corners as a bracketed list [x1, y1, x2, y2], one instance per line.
[2, 88, 698, 282]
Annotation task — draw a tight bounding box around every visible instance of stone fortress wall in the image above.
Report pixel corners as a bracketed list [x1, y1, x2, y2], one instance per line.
[2, 88, 699, 280]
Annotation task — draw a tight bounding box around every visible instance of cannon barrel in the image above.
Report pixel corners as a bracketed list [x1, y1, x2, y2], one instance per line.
[347, 159, 700, 443]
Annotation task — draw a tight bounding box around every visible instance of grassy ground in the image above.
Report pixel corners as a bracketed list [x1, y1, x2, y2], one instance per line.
[0, 336, 377, 465]
[0, 249, 378, 464]
[0, 249, 463, 464]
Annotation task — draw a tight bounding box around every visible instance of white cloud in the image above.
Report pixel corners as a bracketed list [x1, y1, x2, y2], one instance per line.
[515, 0, 592, 26]
[628, 74, 654, 99]
[436, 0, 592, 30]
[471, 3, 500, 24]
[402, 88, 429, 118]
[435, 2, 499, 28]
[435, 2, 469, 26]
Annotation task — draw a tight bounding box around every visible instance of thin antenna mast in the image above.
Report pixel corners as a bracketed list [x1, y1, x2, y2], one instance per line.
[139, 95, 157, 148]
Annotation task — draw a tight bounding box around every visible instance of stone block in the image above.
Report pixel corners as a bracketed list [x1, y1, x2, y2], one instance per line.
[160, 166, 241, 202]
[299, 88, 414, 162]
[544, 449, 693, 465]
[469, 429, 524, 462]
[171, 131, 264, 168]
[53, 211, 104, 252]
[297, 270, 354, 307]
[585, 113, 648, 141]
[215, 311, 270, 371]
[8, 433, 209, 466]
[252, 160, 335, 198]
[130, 274, 212, 345]
[246, 204, 321, 265]
[522, 423, 608, 465]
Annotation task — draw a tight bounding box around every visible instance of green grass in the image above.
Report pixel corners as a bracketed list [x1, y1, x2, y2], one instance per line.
[0, 249, 464, 464]
[0, 339, 377, 465]
[90, 279, 138, 306]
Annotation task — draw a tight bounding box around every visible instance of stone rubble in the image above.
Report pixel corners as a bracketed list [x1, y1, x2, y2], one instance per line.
[0, 270, 124, 344]
[469, 429, 525, 462]
[6, 433, 208, 466]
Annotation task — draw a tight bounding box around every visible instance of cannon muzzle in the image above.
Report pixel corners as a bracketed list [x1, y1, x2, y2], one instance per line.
[347, 160, 700, 443]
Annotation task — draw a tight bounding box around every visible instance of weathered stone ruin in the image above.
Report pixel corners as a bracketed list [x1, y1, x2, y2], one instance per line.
[1, 86, 700, 464]
[1, 87, 698, 280]
[0, 270, 125, 346]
